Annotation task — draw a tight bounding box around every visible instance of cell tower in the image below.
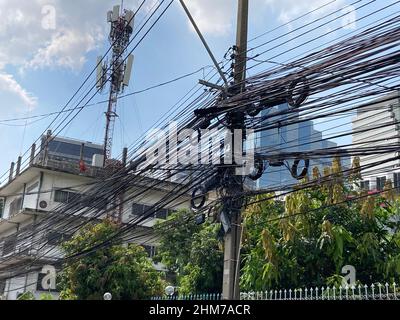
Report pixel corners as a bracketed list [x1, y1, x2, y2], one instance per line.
[97, 4, 135, 166]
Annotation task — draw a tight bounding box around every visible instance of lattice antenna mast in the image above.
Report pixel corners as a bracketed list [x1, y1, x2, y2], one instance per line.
[97, 5, 135, 166]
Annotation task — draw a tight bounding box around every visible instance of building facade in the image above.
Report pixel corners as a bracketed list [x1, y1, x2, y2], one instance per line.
[352, 91, 400, 191]
[0, 135, 191, 300]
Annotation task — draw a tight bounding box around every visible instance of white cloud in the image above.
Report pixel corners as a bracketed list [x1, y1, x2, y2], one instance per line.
[0, 72, 37, 109]
[0, 0, 130, 112]
[341, 5, 357, 30]
[264, 0, 357, 30]
[183, 0, 236, 36]
[25, 27, 103, 70]
[0, 0, 110, 71]
[181, 0, 356, 37]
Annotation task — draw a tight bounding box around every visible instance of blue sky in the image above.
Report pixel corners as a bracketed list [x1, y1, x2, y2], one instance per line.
[0, 0, 398, 177]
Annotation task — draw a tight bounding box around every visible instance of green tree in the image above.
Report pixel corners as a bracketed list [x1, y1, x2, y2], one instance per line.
[59, 219, 164, 300]
[17, 291, 35, 300]
[240, 158, 400, 291]
[155, 210, 223, 295]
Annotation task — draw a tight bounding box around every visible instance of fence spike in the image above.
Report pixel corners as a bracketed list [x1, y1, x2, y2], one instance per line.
[364, 284, 369, 300]
[385, 283, 389, 300]
[284, 289, 287, 300]
[345, 285, 349, 300]
[274, 290, 277, 300]
[358, 285, 362, 300]
[378, 283, 382, 300]
[315, 287, 319, 300]
[310, 287, 313, 300]
[333, 286, 336, 300]
[351, 285, 355, 300]
[279, 290, 282, 300]
[289, 289, 292, 300]
[327, 286, 330, 300]
[371, 283, 375, 300]
[393, 282, 397, 300]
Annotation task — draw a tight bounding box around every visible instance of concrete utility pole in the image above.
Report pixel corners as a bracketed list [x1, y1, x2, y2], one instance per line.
[222, 0, 249, 300]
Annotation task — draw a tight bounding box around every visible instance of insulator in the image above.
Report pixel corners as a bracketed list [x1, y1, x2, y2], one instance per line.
[191, 186, 208, 211]
[246, 103, 263, 117]
[291, 158, 310, 180]
[248, 158, 265, 181]
[287, 77, 310, 108]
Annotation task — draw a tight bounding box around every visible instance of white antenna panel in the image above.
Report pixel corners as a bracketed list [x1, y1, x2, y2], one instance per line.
[125, 10, 135, 28]
[112, 5, 120, 22]
[107, 11, 113, 23]
[96, 56, 104, 89]
[123, 55, 134, 86]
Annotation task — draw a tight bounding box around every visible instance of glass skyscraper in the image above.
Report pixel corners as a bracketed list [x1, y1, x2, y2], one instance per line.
[256, 103, 339, 189]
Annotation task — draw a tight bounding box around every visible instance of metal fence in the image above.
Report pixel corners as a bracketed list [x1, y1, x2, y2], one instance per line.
[240, 283, 399, 300]
[152, 294, 222, 300]
[152, 283, 399, 300]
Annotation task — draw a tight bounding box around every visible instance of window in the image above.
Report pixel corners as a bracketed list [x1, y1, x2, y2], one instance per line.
[360, 180, 370, 191]
[47, 231, 71, 245]
[48, 140, 103, 161]
[394, 172, 400, 191]
[54, 190, 80, 204]
[84, 194, 108, 210]
[26, 181, 39, 193]
[132, 203, 169, 219]
[142, 245, 156, 258]
[376, 176, 386, 191]
[155, 208, 168, 220]
[143, 205, 155, 217]
[132, 203, 145, 216]
[2, 236, 17, 256]
[9, 197, 23, 217]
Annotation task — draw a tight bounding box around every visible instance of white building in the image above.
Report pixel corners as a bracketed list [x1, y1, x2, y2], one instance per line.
[352, 92, 400, 191]
[0, 134, 191, 300]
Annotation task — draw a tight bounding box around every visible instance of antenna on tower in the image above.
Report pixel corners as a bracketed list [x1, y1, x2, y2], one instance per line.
[96, 56, 107, 90]
[99, 5, 136, 167]
[123, 54, 134, 87]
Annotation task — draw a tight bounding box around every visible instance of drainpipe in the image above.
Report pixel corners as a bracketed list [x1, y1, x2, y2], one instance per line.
[21, 184, 26, 211]
[35, 172, 44, 211]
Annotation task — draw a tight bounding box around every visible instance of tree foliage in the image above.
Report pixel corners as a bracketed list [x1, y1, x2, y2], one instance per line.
[154, 210, 223, 295]
[59, 219, 164, 300]
[241, 158, 400, 290]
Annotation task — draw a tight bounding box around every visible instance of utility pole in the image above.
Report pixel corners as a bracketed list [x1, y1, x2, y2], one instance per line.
[222, 0, 249, 300]
[177, 0, 249, 300]
[98, 5, 135, 167]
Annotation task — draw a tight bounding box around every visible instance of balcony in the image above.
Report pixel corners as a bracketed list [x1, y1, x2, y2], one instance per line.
[34, 154, 108, 179]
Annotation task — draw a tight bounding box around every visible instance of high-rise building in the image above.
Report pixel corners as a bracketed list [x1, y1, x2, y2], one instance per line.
[256, 103, 341, 189]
